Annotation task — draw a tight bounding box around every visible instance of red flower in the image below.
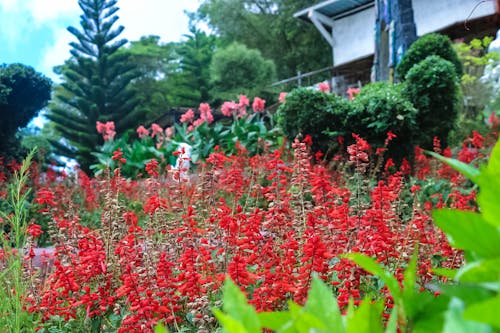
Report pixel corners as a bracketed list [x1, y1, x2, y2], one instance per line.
[27, 224, 43, 238]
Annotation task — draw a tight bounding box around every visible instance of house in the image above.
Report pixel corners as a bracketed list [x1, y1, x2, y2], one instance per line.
[293, 0, 500, 91]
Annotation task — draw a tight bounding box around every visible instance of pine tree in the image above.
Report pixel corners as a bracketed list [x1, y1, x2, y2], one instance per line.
[47, 0, 142, 172]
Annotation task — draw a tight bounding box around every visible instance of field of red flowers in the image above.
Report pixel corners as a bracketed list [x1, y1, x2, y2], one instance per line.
[0, 129, 495, 332]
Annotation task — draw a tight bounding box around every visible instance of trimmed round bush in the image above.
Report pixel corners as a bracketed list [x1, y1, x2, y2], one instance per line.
[397, 33, 463, 80]
[346, 82, 418, 162]
[402, 55, 459, 149]
[277, 87, 350, 153]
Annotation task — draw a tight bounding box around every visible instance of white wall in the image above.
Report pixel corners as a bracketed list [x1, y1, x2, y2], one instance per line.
[332, 7, 375, 66]
[413, 0, 496, 36]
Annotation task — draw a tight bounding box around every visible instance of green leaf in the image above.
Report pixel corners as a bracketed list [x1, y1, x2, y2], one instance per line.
[456, 259, 500, 283]
[154, 323, 170, 333]
[432, 209, 500, 258]
[463, 295, 500, 329]
[304, 276, 345, 333]
[426, 151, 480, 183]
[218, 278, 261, 333]
[385, 305, 398, 333]
[443, 298, 492, 333]
[258, 312, 292, 331]
[345, 253, 401, 302]
[402, 246, 418, 318]
[432, 268, 458, 279]
[476, 166, 500, 227]
[214, 309, 251, 333]
[346, 298, 384, 333]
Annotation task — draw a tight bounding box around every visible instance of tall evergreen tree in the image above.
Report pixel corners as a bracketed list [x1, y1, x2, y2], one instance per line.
[47, 0, 142, 172]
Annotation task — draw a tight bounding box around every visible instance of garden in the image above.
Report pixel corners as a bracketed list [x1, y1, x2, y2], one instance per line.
[2, 29, 500, 333]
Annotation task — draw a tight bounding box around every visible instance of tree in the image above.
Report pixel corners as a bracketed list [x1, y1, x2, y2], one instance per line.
[194, 0, 331, 80]
[171, 27, 219, 106]
[210, 42, 276, 102]
[47, 0, 143, 173]
[123, 35, 179, 120]
[0, 63, 51, 160]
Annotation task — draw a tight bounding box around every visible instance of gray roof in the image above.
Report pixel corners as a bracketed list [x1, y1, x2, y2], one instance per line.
[294, 0, 374, 20]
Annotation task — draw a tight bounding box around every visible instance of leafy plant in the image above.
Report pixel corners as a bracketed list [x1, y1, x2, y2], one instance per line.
[346, 82, 418, 163]
[277, 87, 350, 154]
[397, 33, 463, 80]
[403, 55, 459, 149]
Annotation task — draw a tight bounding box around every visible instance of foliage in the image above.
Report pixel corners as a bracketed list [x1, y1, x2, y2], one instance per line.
[122, 35, 179, 121]
[277, 87, 350, 154]
[402, 55, 459, 149]
[174, 27, 220, 106]
[194, 0, 331, 79]
[47, 0, 143, 173]
[210, 42, 277, 103]
[91, 101, 283, 178]
[397, 33, 463, 80]
[346, 82, 418, 163]
[0, 63, 51, 160]
[0, 149, 41, 332]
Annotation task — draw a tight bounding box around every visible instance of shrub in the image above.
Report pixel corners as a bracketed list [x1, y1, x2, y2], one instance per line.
[403, 55, 459, 149]
[346, 82, 418, 163]
[210, 43, 277, 103]
[397, 33, 463, 80]
[277, 87, 350, 153]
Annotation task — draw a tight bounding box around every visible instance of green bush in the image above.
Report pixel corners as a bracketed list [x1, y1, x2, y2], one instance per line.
[210, 43, 277, 103]
[403, 55, 459, 149]
[346, 82, 418, 162]
[277, 87, 350, 153]
[397, 33, 463, 80]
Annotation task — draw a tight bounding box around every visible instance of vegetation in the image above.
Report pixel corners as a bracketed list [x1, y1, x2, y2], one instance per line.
[277, 87, 349, 154]
[403, 55, 459, 149]
[194, 0, 331, 79]
[396, 33, 463, 80]
[0, 64, 51, 160]
[47, 0, 143, 173]
[210, 42, 277, 103]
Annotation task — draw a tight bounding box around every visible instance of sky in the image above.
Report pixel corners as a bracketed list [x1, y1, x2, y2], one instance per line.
[0, 0, 202, 81]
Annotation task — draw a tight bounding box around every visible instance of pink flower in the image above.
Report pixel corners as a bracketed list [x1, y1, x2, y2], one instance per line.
[136, 125, 149, 139]
[96, 121, 115, 141]
[193, 118, 205, 128]
[221, 101, 238, 117]
[180, 109, 195, 124]
[151, 123, 163, 138]
[252, 97, 266, 113]
[347, 87, 360, 100]
[318, 82, 330, 92]
[187, 125, 194, 132]
[199, 103, 214, 124]
[238, 95, 249, 108]
[165, 127, 174, 139]
[279, 92, 287, 103]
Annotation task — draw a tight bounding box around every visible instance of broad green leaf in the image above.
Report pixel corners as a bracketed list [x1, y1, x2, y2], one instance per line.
[440, 284, 494, 305]
[476, 167, 500, 227]
[385, 305, 398, 333]
[464, 295, 500, 329]
[456, 259, 500, 283]
[154, 324, 169, 333]
[432, 209, 500, 258]
[219, 278, 261, 333]
[280, 301, 324, 333]
[214, 309, 251, 333]
[258, 312, 292, 331]
[402, 246, 418, 318]
[346, 298, 384, 333]
[304, 276, 345, 333]
[426, 151, 480, 183]
[443, 298, 491, 333]
[345, 253, 401, 302]
[432, 268, 458, 279]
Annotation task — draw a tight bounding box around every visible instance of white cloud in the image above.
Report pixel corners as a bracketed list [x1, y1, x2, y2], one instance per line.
[37, 0, 202, 80]
[27, 0, 80, 24]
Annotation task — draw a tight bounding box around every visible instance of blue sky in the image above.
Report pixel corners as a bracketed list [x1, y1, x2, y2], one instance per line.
[0, 0, 202, 81]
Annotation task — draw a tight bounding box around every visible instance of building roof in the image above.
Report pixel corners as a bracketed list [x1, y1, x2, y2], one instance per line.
[294, 0, 374, 21]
